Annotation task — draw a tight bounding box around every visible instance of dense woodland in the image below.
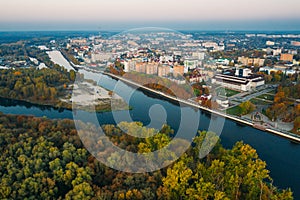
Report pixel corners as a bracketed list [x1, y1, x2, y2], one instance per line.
[0, 113, 293, 199]
[0, 67, 76, 109]
[0, 43, 79, 109]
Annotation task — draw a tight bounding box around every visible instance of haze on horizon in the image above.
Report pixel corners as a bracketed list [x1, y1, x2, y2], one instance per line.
[0, 0, 300, 31]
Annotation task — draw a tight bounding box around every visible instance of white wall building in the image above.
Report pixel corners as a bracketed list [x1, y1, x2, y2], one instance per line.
[192, 52, 205, 60]
[123, 60, 136, 72]
[216, 98, 229, 108]
[215, 59, 231, 66]
[184, 58, 199, 73]
[273, 49, 282, 56]
[159, 55, 173, 63]
[266, 41, 275, 46]
[91, 53, 113, 63]
[212, 69, 265, 92]
[260, 66, 298, 76]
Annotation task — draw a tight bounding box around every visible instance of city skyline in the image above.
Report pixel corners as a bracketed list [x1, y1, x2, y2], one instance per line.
[0, 0, 300, 31]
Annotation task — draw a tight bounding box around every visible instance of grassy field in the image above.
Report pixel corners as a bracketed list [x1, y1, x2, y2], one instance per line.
[267, 90, 277, 94]
[256, 94, 275, 101]
[226, 106, 241, 116]
[216, 88, 240, 97]
[250, 98, 272, 105]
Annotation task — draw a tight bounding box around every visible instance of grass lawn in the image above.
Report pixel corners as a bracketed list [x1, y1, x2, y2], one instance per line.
[226, 106, 241, 116]
[250, 98, 272, 105]
[267, 90, 277, 94]
[256, 94, 274, 101]
[216, 88, 240, 97]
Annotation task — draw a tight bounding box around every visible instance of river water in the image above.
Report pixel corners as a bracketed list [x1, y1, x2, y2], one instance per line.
[0, 72, 299, 198]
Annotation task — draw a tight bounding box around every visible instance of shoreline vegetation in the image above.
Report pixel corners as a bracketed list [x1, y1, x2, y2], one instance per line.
[0, 44, 129, 113]
[0, 112, 293, 199]
[106, 58, 300, 136]
[0, 67, 129, 113]
[103, 71, 300, 143]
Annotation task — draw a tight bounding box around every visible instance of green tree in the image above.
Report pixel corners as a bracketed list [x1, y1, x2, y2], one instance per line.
[292, 116, 300, 134]
[239, 101, 256, 115]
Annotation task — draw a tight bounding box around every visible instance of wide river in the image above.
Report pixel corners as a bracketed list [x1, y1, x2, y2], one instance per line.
[0, 71, 299, 198]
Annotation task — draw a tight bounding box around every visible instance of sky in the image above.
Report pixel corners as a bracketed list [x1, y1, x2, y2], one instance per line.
[0, 0, 300, 31]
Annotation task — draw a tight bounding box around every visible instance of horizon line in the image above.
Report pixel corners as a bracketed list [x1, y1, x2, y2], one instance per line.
[1, 29, 300, 32]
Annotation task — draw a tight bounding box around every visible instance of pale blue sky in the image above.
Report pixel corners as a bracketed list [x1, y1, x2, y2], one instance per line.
[0, 0, 300, 31]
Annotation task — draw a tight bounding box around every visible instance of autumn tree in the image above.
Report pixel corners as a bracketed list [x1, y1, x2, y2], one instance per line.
[0, 113, 294, 199]
[239, 101, 256, 115]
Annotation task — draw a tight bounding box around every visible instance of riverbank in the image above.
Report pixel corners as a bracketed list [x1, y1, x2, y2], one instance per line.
[0, 94, 114, 113]
[1, 71, 299, 199]
[62, 80, 129, 112]
[0, 82, 129, 114]
[103, 72, 300, 143]
[0, 93, 73, 110]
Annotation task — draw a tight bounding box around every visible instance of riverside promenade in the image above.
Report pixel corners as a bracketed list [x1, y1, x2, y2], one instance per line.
[103, 72, 300, 143]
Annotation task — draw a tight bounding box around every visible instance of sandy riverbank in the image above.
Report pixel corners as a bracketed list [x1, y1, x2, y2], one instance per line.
[61, 81, 129, 112]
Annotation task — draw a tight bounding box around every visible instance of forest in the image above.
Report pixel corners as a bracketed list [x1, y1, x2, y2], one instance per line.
[0, 112, 293, 199]
[0, 42, 79, 109]
[0, 67, 76, 109]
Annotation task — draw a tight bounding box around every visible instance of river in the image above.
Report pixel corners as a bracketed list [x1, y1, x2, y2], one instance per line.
[0, 71, 299, 198]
